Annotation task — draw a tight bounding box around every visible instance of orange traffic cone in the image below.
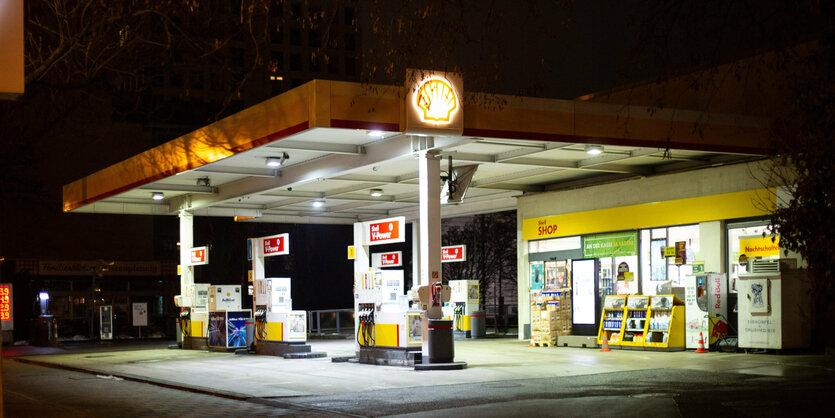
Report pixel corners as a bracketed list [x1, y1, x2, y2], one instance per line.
[695, 332, 707, 353]
[600, 335, 611, 352]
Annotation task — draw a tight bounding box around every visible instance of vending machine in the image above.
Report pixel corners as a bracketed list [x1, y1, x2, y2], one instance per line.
[207, 285, 251, 351]
[738, 259, 811, 350]
[683, 273, 727, 350]
[354, 269, 422, 361]
[253, 277, 307, 350]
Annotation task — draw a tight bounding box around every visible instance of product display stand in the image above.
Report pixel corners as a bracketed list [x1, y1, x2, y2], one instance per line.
[597, 295, 626, 348]
[644, 295, 685, 351]
[618, 295, 649, 350]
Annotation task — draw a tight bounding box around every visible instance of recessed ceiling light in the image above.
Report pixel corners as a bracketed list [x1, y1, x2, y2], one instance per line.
[312, 199, 324, 208]
[266, 153, 289, 167]
[152, 192, 164, 200]
[585, 144, 603, 155]
[370, 189, 383, 197]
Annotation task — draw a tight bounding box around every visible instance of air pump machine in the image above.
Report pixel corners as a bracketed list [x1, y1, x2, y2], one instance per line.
[249, 234, 311, 356]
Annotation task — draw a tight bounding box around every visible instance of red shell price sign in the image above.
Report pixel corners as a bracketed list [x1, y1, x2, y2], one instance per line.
[260, 233, 290, 257]
[373, 251, 402, 268]
[441, 245, 467, 263]
[0, 283, 13, 329]
[362, 216, 405, 246]
[188, 246, 209, 266]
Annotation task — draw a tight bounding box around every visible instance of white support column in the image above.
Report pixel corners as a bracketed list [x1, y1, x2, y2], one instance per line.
[418, 148, 442, 312]
[250, 238, 264, 282]
[353, 223, 370, 274]
[699, 221, 726, 274]
[411, 221, 421, 289]
[179, 211, 194, 298]
[418, 147, 442, 359]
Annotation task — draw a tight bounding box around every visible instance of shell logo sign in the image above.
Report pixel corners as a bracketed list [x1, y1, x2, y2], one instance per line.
[415, 78, 458, 124]
[405, 69, 463, 136]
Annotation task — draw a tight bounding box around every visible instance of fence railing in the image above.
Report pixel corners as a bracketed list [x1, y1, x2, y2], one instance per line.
[307, 308, 354, 336]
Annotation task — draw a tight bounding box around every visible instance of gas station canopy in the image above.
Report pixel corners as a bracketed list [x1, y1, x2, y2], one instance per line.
[63, 77, 770, 224]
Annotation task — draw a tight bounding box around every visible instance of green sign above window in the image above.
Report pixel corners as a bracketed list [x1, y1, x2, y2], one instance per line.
[583, 232, 638, 258]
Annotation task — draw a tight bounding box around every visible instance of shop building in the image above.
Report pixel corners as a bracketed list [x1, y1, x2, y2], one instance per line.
[517, 162, 803, 340]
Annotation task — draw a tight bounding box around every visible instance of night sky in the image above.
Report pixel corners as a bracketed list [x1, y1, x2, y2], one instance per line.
[0, 1, 824, 313]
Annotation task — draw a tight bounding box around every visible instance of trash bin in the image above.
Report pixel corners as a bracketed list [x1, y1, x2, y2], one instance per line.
[176, 318, 183, 346]
[470, 310, 486, 338]
[427, 319, 454, 363]
[245, 318, 255, 349]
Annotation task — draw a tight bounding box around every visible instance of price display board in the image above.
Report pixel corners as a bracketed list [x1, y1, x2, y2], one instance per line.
[1, 283, 13, 330]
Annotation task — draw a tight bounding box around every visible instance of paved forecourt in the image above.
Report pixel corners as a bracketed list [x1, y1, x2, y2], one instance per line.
[11, 338, 832, 400]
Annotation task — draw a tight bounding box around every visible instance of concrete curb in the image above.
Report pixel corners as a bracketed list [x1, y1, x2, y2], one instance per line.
[13, 357, 249, 401]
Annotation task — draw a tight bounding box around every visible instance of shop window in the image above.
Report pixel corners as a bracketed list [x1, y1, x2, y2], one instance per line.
[529, 236, 582, 254]
[344, 57, 356, 75]
[344, 7, 355, 25]
[344, 32, 356, 51]
[270, 51, 284, 71]
[290, 53, 302, 71]
[327, 56, 339, 74]
[290, 28, 302, 46]
[189, 71, 203, 90]
[270, 24, 283, 44]
[309, 30, 321, 48]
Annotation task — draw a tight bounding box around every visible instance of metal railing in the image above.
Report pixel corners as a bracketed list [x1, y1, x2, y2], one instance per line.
[307, 308, 354, 336]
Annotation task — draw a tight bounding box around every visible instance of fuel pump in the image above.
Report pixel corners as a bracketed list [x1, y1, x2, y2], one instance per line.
[253, 277, 307, 352]
[443, 280, 480, 337]
[249, 233, 311, 356]
[174, 283, 210, 348]
[354, 269, 422, 364]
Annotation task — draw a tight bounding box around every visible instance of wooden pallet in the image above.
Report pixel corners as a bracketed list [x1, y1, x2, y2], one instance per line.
[533, 340, 557, 347]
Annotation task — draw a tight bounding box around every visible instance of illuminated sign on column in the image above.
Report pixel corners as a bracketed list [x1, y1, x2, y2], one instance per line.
[0, 283, 13, 329]
[372, 251, 403, 268]
[362, 216, 405, 246]
[260, 233, 290, 257]
[441, 245, 467, 263]
[188, 246, 209, 266]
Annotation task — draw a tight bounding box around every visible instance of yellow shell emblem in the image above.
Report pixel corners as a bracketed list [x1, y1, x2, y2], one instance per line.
[415, 79, 457, 123]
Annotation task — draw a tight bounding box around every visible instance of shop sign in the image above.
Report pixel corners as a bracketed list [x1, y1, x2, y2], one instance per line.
[187, 246, 208, 266]
[260, 233, 289, 257]
[522, 216, 561, 240]
[0, 283, 12, 330]
[441, 245, 466, 263]
[372, 251, 402, 268]
[362, 216, 405, 246]
[739, 235, 780, 258]
[582, 232, 638, 258]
